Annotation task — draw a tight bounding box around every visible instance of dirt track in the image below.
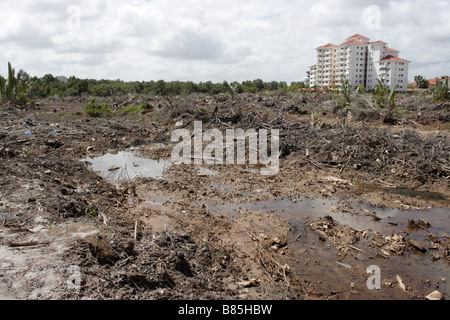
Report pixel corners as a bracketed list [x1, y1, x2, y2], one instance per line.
[0, 93, 449, 300]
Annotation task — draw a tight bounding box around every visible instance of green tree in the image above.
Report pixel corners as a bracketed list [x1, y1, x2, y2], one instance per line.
[165, 81, 183, 96]
[154, 80, 167, 95]
[252, 78, 264, 92]
[414, 75, 429, 89]
[183, 81, 198, 95]
[197, 81, 214, 94]
[242, 80, 258, 93]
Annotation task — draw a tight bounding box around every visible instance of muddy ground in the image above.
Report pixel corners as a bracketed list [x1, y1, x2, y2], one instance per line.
[0, 92, 448, 300]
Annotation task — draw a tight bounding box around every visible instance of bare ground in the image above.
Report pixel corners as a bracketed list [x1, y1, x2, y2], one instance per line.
[0, 92, 448, 300]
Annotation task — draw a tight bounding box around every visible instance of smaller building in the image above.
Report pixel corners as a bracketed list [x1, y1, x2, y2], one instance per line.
[409, 75, 449, 88]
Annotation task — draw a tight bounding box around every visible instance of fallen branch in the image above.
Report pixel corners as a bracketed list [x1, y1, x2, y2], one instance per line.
[8, 240, 50, 248]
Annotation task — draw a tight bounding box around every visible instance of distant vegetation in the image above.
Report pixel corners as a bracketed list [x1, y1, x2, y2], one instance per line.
[26, 73, 302, 98]
[1, 62, 449, 109]
[1, 62, 308, 103]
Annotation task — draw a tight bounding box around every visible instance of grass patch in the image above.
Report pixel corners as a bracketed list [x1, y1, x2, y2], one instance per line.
[394, 107, 411, 117]
[196, 106, 207, 113]
[121, 105, 142, 114]
[120, 101, 152, 114]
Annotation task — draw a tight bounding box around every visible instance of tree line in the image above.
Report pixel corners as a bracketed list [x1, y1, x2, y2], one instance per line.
[3, 62, 447, 105]
[25, 74, 307, 98]
[1, 62, 310, 103]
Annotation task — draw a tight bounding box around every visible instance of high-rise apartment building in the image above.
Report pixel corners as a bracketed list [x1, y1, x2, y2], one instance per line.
[309, 34, 410, 92]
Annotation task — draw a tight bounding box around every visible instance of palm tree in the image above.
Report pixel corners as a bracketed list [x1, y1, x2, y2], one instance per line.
[414, 75, 429, 89]
[0, 62, 30, 104]
[338, 74, 351, 108]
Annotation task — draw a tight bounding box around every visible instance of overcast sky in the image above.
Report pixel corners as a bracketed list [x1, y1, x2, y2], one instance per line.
[1, 0, 449, 83]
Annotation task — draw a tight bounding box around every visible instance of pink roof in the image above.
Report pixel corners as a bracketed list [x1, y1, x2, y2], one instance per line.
[347, 34, 369, 39]
[370, 41, 387, 45]
[380, 55, 409, 62]
[341, 39, 367, 46]
[386, 47, 399, 52]
[317, 43, 338, 49]
[409, 76, 448, 87]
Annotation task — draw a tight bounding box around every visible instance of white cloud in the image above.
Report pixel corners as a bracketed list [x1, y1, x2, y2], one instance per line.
[0, 0, 448, 83]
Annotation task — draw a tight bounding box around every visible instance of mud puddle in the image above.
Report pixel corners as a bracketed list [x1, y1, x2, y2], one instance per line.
[81, 149, 172, 185]
[127, 195, 176, 233]
[357, 184, 448, 202]
[209, 197, 449, 299]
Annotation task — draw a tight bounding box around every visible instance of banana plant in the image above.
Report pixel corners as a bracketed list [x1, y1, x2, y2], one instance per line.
[374, 79, 398, 108]
[355, 85, 365, 94]
[387, 84, 398, 107]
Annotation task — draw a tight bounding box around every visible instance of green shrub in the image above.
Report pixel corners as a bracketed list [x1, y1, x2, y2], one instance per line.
[431, 78, 449, 102]
[139, 101, 152, 110]
[85, 98, 112, 117]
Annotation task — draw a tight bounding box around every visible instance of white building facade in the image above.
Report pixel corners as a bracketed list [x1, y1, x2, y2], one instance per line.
[309, 34, 410, 92]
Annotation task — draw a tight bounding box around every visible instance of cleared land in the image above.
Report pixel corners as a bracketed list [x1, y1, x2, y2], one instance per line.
[0, 92, 448, 300]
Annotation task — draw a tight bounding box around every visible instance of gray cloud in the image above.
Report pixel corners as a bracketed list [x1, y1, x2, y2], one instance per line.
[150, 29, 224, 61]
[0, 0, 448, 83]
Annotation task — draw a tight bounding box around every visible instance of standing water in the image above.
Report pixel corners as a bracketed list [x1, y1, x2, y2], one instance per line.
[209, 197, 450, 300]
[81, 150, 172, 186]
